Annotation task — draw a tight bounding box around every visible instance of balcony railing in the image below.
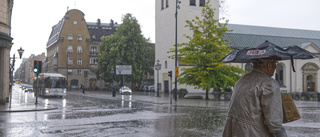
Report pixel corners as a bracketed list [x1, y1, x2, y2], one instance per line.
[90, 51, 98, 56]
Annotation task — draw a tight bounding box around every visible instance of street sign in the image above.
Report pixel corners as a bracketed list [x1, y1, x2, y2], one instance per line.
[116, 65, 132, 75]
[175, 67, 179, 78]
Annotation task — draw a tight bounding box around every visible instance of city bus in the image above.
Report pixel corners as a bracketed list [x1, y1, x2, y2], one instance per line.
[33, 73, 67, 97]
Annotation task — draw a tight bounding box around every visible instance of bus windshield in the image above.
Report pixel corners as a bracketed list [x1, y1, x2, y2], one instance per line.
[45, 77, 66, 88]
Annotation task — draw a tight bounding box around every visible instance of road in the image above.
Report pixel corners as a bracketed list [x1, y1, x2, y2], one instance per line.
[0, 84, 319, 137]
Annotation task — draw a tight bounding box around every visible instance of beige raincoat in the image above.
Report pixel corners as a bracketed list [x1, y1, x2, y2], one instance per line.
[223, 69, 283, 137]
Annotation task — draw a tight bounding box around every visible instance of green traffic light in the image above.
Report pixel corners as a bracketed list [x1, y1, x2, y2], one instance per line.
[33, 68, 38, 73]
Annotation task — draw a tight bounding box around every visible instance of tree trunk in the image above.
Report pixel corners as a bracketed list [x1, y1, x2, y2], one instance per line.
[206, 89, 209, 100]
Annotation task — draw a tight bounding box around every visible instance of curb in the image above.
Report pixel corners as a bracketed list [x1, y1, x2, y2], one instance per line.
[0, 104, 58, 113]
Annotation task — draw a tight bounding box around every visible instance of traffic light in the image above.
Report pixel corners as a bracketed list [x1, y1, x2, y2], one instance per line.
[33, 60, 42, 73]
[33, 60, 38, 73]
[168, 71, 172, 77]
[38, 61, 42, 73]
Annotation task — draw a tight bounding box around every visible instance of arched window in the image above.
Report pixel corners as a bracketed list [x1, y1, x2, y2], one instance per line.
[245, 63, 252, 72]
[307, 75, 315, 92]
[276, 64, 284, 86]
[302, 62, 319, 93]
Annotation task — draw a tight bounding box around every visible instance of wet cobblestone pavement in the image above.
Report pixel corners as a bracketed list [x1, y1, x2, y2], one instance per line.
[1, 84, 319, 137]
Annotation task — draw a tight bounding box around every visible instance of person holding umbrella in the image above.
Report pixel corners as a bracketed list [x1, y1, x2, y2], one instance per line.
[222, 56, 286, 137]
[221, 41, 318, 137]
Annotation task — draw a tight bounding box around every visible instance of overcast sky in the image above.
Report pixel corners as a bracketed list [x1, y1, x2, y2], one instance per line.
[11, 0, 320, 70]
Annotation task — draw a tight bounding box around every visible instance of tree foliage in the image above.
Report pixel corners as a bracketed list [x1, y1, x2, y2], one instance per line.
[170, 0, 246, 92]
[97, 13, 154, 85]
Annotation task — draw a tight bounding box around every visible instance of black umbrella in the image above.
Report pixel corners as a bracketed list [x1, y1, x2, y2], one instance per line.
[221, 41, 318, 72]
[283, 45, 318, 59]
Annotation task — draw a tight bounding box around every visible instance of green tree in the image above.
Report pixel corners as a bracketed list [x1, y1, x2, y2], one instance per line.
[170, 0, 245, 100]
[97, 13, 154, 87]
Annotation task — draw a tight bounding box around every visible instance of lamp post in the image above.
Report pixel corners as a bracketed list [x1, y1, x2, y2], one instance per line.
[66, 50, 69, 90]
[9, 47, 24, 107]
[155, 60, 161, 97]
[111, 68, 115, 97]
[302, 71, 305, 93]
[174, 0, 181, 101]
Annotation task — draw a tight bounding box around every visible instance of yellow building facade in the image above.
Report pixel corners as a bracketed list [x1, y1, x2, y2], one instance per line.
[46, 9, 119, 89]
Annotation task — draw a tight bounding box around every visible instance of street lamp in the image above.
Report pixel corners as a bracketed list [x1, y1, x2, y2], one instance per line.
[302, 71, 305, 93]
[66, 50, 69, 90]
[9, 47, 24, 107]
[111, 68, 115, 97]
[155, 60, 161, 97]
[174, 0, 181, 101]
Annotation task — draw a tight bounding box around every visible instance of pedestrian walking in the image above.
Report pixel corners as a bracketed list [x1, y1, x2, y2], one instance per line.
[222, 56, 287, 137]
[80, 84, 85, 94]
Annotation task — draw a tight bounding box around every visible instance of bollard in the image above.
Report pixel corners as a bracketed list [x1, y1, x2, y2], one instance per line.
[112, 87, 116, 97]
[318, 93, 320, 102]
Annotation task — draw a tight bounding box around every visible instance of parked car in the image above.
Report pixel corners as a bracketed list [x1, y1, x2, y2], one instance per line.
[19, 83, 26, 89]
[143, 86, 148, 91]
[147, 86, 155, 92]
[119, 86, 132, 95]
[139, 86, 146, 91]
[24, 84, 33, 92]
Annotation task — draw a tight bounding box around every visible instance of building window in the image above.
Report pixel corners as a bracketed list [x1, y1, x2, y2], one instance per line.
[90, 46, 98, 54]
[77, 70, 82, 75]
[190, 0, 196, 6]
[67, 46, 73, 52]
[77, 58, 82, 65]
[199, 0, 205, 6]
[90, 58, 98, 64]
[68, 34, 73, 40]
[307, 75, 315, 92]
[161, 0, 164, 9]
[276, 64, 284, 86]
[77, 46, 82, 53]
[68, 57, 73, 65]
[53, 58, 57, 65]
[165, 61, 168, 69]
[77, 35, 82, 40]
[245, 63, 253, 72]
[74, 21, 77, 24]
[166, 0, 169, 8]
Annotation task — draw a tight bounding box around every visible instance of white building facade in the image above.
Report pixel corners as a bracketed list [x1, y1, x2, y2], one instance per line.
[155, 0, 320, 97]
[224, 24, 320, 96]
[155, 0, 219, 94]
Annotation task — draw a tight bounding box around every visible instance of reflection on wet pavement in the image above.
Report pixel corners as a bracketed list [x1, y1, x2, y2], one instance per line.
[1, 85, 320, 137]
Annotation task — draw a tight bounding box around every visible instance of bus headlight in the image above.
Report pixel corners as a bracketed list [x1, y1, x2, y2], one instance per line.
[46, 90, 50, 93]
[63, 90, 66, 93]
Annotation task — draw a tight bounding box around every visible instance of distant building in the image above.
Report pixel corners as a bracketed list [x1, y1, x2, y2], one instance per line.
[45, 9, 119, 89]
[0, 0, 14, 104]
[14, 53, 46, 84]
